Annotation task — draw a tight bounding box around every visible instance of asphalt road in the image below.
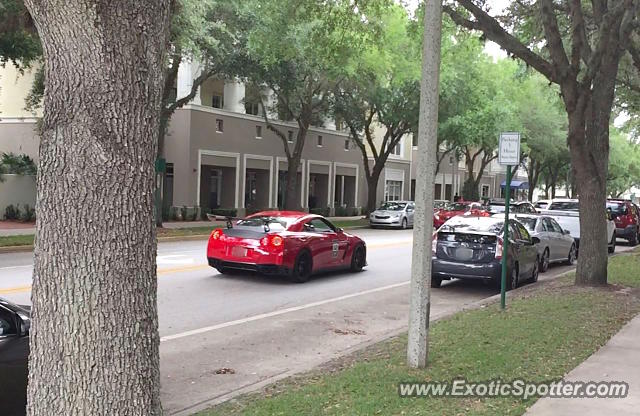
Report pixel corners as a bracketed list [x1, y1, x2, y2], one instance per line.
[0, 230, 634, 415]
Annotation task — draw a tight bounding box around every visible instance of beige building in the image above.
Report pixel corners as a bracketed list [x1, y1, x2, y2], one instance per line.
[0, 60, 528, 217]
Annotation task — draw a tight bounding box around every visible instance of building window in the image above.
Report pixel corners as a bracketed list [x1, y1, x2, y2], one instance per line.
[336, 119, 344, 131]
[385, 180, 403, 202]
[255, 125, 262, 138]
[245, 102, 259, 115]
[391, 140, 402, 156]
[482, 184, 490, 198]
[215, 119, 223, 133]
[317, 135, 323, 147]
[449, 155, 454, 165]
[288, 130, 294, 143]
[412, 133, 418, 147]
[212, 95, 223, 109]
[344, 139, 350, 150]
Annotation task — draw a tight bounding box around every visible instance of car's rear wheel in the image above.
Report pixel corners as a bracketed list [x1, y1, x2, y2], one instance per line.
[566, 244, 577, 265]
[350, 245, 366, 272]
[508, 266, 519, 290]
[291, 251, 313, 283]
[531, 258, 539, 283]
[431, 277, 442, 288]
[608, 232, 616, 254]
[540, 248, 550, 273]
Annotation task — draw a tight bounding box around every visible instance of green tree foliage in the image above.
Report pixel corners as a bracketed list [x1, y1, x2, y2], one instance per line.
[0, 0, 40, 67]
[222, 0, 385, 209]
[333, 3, 419, 212]
[608, 128, 640, 197]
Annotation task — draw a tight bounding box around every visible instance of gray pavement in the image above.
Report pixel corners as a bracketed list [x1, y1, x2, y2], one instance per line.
[0, 229, 635, 415]
[525, 313, 640, 416]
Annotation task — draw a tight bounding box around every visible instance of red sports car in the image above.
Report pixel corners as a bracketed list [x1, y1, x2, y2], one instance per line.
[433, 202, 489, 229]
[207, 211, 367, 283]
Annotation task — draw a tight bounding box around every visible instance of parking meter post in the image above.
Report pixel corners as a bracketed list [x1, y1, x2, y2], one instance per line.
[501, 165, 512, 310]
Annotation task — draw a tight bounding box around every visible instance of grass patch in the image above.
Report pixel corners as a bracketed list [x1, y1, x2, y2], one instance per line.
[0, 234, 34, 247]
[157, 226, 216, 238]
[204, 255, 640, 416]
[331, 218, 369, 229]
[608, 251, 640, 287]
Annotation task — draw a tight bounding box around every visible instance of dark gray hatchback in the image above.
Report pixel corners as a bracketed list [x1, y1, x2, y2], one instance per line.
[0, 297, 30, 416]
[432, 216, 540, 289]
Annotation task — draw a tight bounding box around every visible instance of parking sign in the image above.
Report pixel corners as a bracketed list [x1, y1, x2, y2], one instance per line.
[498, 132, 520, 166]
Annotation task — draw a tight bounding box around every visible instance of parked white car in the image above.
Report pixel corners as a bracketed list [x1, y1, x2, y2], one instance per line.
[534, 199, 552, 210]
[513, 214, 577, 271]
[541, 199, 616, 254]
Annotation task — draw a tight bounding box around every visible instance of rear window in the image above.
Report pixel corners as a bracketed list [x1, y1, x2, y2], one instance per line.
[548, 201, 579, 211]
[606, 202, 627, 215]
[517, 217, 537, 231]
[446, 203, 469, 212]
[439, 218, 503, 234]
[236, 216, 293, 231]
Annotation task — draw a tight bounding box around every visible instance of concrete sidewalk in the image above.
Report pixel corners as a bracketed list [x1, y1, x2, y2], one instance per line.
[525, 313, 640, 416]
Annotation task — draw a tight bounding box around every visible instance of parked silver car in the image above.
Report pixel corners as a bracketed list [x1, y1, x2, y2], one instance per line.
[513, 213, 577, 272]
[369, 201, 415, 229]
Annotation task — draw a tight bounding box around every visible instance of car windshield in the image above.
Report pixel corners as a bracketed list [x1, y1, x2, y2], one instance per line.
[606, 202, 627, 215]
[378, 202, 406, 211]
[445, 203, 469, 212]
[434, 201, 449, 209]
[517, 217, 537, 231]
[548, 201, 579, 211]
[236, 216, 292, 231]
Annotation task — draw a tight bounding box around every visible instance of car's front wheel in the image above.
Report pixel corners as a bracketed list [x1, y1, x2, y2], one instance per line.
[350, 245, 366, 272]
[401, 218, 408, 229]
[608, 232, 616, 254]
[291, 251, 313, 283]
[431, 277, 442, 288]
[540, 248, 550, 273]
[530, 258, 539, 283]
[566, 244, 577, 265]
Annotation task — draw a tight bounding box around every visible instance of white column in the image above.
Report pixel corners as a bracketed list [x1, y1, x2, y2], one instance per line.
[323, 116, 336, 130]
[176, 60, 202, 105]
[263, 88, 279, 119]
[223, 81, 246, 113]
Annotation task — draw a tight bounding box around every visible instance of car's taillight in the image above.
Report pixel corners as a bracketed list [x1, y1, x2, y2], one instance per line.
[432, 232, 438, 254]
[495, 237, 503, 259]
[261, 235, 284, 250]
[211, 229, 223, 240]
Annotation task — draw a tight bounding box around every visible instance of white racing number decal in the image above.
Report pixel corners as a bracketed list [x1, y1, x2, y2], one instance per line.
[332, 241, 339, 258]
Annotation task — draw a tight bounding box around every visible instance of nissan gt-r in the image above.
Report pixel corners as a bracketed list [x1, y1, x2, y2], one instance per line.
[207, 211, 367, 282]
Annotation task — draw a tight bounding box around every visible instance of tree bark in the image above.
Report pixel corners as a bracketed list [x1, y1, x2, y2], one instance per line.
[24, 1, 170, 414]
[365, 166, 384, 214]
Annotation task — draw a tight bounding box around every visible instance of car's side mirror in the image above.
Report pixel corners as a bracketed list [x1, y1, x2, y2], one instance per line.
[17, 313, 30, 337]
[563, 229, 571, 235]
[337, 227, 344, 233]
[531, 236, 540, 245]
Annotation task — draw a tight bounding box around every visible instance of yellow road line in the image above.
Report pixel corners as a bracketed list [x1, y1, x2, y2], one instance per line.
[0, 240, 413, 295]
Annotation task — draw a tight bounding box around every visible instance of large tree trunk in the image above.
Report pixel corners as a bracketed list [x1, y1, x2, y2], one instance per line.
[24, 1, 170, 415]
[284, 155, 301, 210]
[365, 167, 383, 214]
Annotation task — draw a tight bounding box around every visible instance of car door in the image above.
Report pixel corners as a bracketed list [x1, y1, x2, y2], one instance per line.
[514, 221, 536, 277]
[303, 218, 346, 268]
[549, 218, 570, 261]
[540, 217, 559, 261]
[406, 203, 415, 226]
[0, 305, 28, 416]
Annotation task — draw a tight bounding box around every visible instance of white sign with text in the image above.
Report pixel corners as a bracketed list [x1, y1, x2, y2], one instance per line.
[498, 132, 521, 166]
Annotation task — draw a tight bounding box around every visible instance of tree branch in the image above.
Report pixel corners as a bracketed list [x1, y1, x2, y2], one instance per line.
[447, 1, 556, 81]
[539, 0, 572, 80]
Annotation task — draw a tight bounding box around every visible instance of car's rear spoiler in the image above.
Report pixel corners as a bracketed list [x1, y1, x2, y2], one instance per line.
[206, 213, 275, 232]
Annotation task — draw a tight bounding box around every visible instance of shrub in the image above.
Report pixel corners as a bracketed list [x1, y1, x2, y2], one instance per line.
[190, 206, 199, 221]
[180, 206, 188, 221]
[4, 204, 21, 220]
[22, 204, 36, 222]
[310, 207, 330, 217]
[171, 207, 179, 221]
[208, 208, 238, 218]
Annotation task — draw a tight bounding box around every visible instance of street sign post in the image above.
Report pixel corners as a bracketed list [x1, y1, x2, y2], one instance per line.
[498, 132, 520, 310]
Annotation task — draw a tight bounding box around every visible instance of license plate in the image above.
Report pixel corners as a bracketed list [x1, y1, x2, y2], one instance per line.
[456, 247, 474, 260]
[231, 246, 248, 257]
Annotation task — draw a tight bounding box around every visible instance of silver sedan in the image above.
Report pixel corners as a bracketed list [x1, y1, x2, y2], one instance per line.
[369, 201, 415, 229]
[513, 214, 577, 272]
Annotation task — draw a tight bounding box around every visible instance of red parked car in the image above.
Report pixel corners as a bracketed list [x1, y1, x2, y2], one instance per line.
[607, 199, 640, 245]
[433, 202, 489, 229]
[207, 211, 367, 282]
